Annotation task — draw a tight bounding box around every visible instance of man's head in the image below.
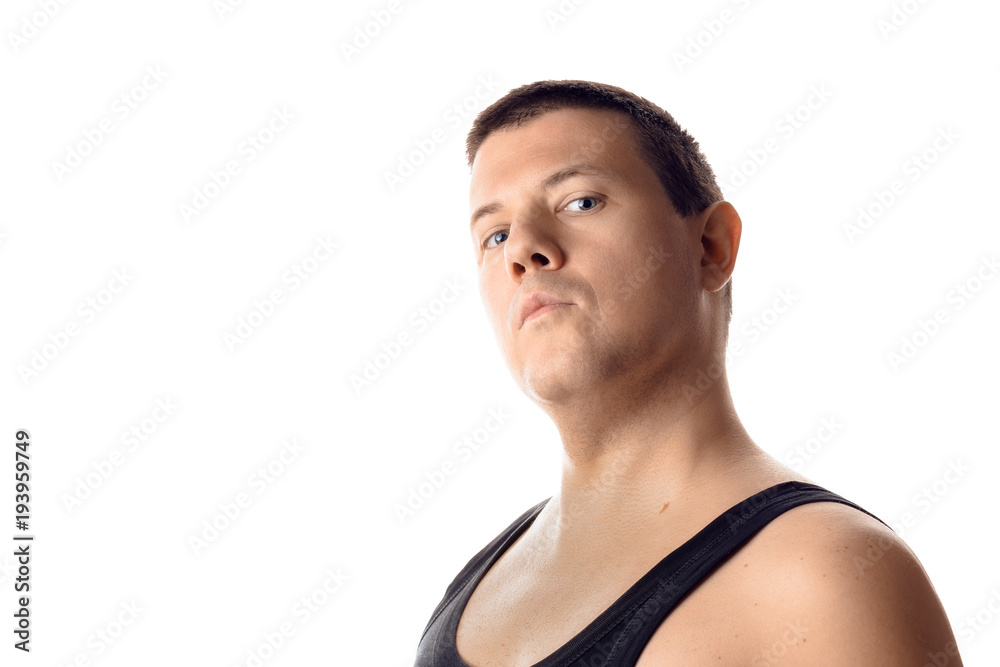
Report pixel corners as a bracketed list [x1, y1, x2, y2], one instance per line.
[467, 80, 730, 317]
[466, 80, 741, 407]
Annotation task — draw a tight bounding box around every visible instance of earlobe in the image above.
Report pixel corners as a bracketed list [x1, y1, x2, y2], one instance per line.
[698, 201, 742, 293]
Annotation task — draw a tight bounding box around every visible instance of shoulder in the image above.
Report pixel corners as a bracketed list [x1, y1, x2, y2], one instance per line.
[742, 500, 963, 666]
[636, 497, 964, 666]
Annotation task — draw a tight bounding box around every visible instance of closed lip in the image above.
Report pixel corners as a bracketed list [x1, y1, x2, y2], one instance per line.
[517, 291, 573, 329]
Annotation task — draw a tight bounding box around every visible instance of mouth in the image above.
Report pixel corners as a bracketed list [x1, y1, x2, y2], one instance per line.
[521, 303, 570, 327]
[516, 291, 574, 330]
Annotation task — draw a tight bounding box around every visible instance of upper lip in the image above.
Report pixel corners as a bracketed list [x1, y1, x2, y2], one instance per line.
[516, 290, 573, 329]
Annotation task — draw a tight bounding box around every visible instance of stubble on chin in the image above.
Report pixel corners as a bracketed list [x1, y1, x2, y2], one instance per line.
[514, 311, 618, 402]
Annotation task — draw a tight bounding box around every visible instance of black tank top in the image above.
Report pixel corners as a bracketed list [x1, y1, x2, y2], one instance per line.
[413, 480, 888, 666]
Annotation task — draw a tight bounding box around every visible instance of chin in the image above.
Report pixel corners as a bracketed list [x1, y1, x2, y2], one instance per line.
[521, 375, 578, 406]
[514, 353, 590, 404]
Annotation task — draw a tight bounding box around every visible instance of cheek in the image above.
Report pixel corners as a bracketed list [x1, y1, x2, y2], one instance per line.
[479, 271, 510, 334]
[596, 248, 686, 322]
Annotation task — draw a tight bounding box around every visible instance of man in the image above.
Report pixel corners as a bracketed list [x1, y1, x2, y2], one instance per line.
[414, 80, 962, 666]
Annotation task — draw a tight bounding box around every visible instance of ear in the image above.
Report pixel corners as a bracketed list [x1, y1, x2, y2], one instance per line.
[697, 201, 742, 293]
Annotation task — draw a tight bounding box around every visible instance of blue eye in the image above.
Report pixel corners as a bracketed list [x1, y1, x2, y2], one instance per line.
[565, 196, 603, 213]
[483, 230, 508, 249]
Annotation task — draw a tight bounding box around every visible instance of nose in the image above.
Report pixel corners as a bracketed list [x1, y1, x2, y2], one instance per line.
[504, 204, 565, 283]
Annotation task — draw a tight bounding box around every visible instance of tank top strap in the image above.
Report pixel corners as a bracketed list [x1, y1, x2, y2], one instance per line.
[601, 480, 888, 663]
[417, 497, 551, 645]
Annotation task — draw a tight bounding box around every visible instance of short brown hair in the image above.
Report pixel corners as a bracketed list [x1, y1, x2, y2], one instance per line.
[465, 79, 732, 323]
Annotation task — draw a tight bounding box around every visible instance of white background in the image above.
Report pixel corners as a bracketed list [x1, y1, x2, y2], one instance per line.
[1, 0, 997, 665]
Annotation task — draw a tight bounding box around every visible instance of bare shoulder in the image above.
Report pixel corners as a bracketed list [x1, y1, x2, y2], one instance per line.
[743, 500, 963, 666]
[636, 498, 964, 666]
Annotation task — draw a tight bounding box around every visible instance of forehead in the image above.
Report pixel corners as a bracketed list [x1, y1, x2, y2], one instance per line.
[469, 107, 643, 206]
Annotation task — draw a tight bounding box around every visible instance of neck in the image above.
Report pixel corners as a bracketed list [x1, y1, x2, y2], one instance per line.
[537, 366, 766, 551]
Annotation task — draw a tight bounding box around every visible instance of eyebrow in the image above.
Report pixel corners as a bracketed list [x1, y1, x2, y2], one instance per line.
[470, 164, 609, 229]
